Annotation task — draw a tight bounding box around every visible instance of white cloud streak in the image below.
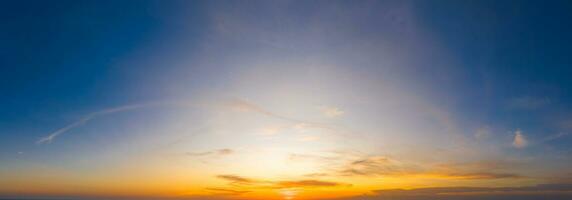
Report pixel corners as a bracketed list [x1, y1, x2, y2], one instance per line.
[36, 101, 188, 145]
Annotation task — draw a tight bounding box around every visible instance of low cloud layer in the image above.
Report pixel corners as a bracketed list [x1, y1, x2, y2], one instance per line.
[291, 152, 523, 180]
[213, 174, 349, 196]
[324, 184, 572, 200]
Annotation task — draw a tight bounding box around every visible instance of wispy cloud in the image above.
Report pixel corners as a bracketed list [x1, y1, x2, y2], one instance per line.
[225, 99, 295, 122]
[512, 130, 528, 149]
[37, 98, 345, 145]
[205, 187, 251, 196]
[289, 152, 522, 180]
[508, 96, 551, 110]
[187, 149, 234, 157]
[543, 132, 570, 142]
[276, 180, 348, 188]
[225, 98, 352, 137]
[320, 106, 344, 118]
[216, 174, 256, 185]
[36, 101, 187, 144]
[214, 174, 348, 190]
[338, 156, 418, 176]
[474, 126, 491, 140]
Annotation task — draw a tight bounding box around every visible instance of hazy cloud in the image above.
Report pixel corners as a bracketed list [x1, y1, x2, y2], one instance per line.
[225, 99, 293, 121]
[320, 106, 344, 118]
[543, 132, 570, 142]
[508, 96, 551, 110]
[224, 98, 351, 137]
[474, 126, 491, 140]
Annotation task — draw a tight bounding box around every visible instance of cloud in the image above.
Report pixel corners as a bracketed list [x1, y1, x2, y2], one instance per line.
[187, 149, 234, 157]
[543, 132, 570, 142]
[36, 101, 188, 144]
[276, 180, 348, 188]
[225, 98, 293, 121]
[224, 98, 350, 136]
[216, 175, 255, 185]
[508, 96, 551, 110]
[325, 184, 572, 200]
[474, 126, 491, 140]
[289, 152, 522, 180]
[512, 130, 528, 149]
[205, 188, 251, 196]
[320, 106, 344, 118]
[435, 172, 522, 179]
[337, 156, 421, 177]
[215, 174, 347, 190]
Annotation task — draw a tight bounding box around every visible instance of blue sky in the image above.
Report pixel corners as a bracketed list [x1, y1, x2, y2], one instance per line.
[2, 0, 572, 199]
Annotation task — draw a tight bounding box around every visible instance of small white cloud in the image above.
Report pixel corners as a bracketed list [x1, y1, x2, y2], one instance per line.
[320, 106, 344, 118]
[512, 130, 528, 149]
[17, 152, 24, 155]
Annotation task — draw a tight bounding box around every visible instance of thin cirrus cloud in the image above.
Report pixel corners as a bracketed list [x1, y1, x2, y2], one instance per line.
[37, 98, 336, 145]
[225, 98, 353, 137]
[543, 132, 570, 142]
[226, 98, 324, 125]
[187, 149, 234, 157]
[36, 101, 192, 144]
[37, 103, 160, 144]
[507, 96, 551, 110]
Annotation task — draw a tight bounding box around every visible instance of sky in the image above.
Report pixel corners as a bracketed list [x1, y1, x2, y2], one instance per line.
[1, 0, 572, 200]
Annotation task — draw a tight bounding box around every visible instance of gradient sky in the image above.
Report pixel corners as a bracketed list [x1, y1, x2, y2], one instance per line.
[2, 0, 572, 200]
